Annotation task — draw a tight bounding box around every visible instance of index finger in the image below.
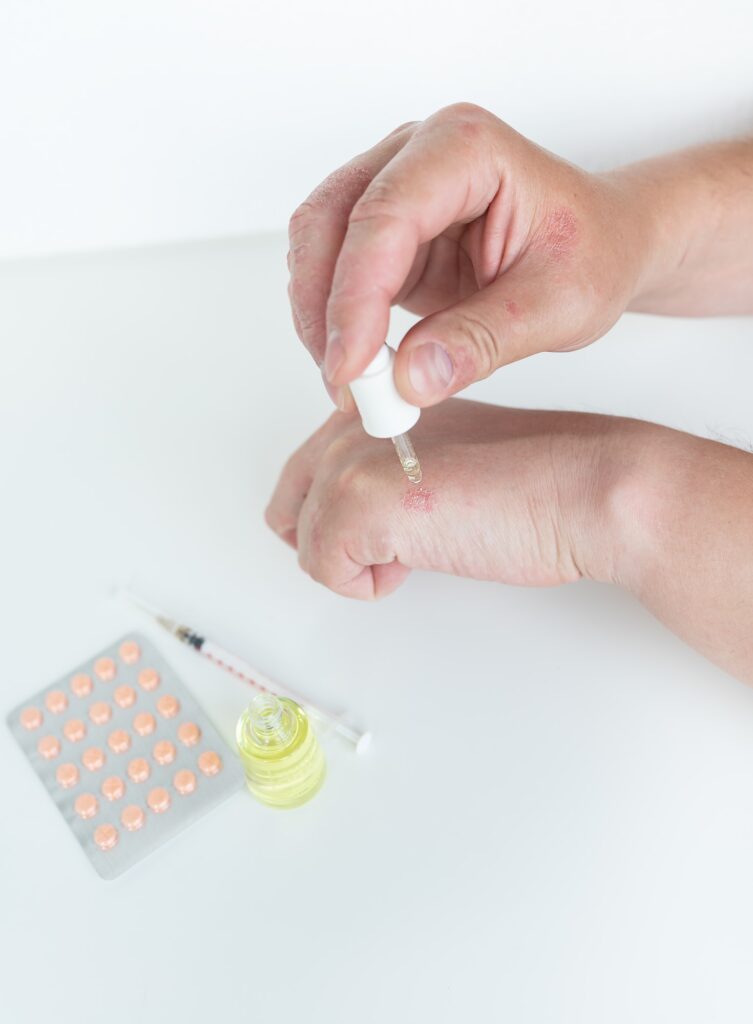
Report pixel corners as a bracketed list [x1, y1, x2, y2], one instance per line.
[288, 123, 418, 366]
[323, 105, 503, 387]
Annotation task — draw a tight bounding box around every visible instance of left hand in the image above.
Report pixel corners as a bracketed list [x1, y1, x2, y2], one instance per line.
[265, 398, 627, 599]
[266, 398, 753, 687]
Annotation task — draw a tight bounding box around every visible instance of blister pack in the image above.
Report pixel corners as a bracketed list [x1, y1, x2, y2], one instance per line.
[7, 632, 243, 879]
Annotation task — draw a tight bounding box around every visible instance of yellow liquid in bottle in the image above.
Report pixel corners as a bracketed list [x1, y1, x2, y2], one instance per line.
[235, 694, 326, 808]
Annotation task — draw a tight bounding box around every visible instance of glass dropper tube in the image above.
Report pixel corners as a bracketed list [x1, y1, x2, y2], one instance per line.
[392, 432, 422, 484]
[346, 342, 424, 486]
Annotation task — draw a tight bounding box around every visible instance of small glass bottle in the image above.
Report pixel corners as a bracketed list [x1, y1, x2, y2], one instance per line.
[235, 694, 326, 808]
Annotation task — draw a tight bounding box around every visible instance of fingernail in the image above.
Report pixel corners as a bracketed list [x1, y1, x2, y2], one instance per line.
[407, 342, 453, 397]
[324, 331, 345, 382]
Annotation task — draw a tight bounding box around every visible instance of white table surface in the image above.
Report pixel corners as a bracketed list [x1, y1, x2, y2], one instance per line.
[1, 234, 753, 1023]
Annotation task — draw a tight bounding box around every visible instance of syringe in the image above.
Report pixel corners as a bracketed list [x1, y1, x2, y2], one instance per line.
[121, 590, 372, 753]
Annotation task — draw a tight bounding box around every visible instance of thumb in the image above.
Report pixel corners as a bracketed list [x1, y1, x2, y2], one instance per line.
[394, 266, 574, 406]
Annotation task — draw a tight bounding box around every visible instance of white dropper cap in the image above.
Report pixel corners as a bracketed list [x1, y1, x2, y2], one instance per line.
[349, 344, 420, 439]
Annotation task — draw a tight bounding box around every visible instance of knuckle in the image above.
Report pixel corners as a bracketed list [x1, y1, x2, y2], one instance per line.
[274, 457, 302, 502]
[287, 275, 304, 309]
[297, 546, 310, 576]
[326, 461, 367, 505]
[573, 273, 601, 312]
[556, 276, 603, 345]
[322, 430, 357, 464]
[301, 543, 331, 587]
[318, 462, 376, 528]
[288, 200, 318, 243]
[263, 502, 279, 531]
[442, 101, 490, 121]
[279, 452, 298, 482]
[385, 119, 420, 139]
[287, 281, 326, 356]
[370, 529, 399, 567]
[349, 178, 403, 226]
[291, 295, 326, 338]
[435, 102, 493, 140]
[455, 312, 501, 380]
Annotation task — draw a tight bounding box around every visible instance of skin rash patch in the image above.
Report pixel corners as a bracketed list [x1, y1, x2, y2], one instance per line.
[401, 487, 436, 513]
[306, 164, 372, 211]
[538, 207, 578, 262]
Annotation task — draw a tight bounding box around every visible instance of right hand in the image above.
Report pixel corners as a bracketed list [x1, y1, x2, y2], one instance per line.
[287, 102, 656, 409]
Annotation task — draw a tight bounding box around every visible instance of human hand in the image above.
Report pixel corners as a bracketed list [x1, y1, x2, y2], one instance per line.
[265, 398, 631, 599]
[287, 103, 656, 409]
[266, 398, 753, 684]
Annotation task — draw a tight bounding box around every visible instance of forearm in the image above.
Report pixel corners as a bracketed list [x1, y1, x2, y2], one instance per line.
[611, 140, 753, 316]
[595, 422, 753, 682]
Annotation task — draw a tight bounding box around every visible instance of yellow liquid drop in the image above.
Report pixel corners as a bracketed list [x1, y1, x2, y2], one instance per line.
[401, 459, 422, 484]
[236, 695, 326, 808]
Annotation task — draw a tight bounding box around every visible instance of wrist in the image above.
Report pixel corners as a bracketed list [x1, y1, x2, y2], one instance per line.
[603, 166, 688, 312]
[581, 418, 704, 591]
[543, 414, 639, 586]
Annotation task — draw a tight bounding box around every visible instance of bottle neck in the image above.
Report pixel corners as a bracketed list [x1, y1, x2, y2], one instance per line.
[245, 694, 297, 748]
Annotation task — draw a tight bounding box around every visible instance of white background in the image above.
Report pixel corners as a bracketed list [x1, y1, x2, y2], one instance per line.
[1, 236, 753, 1024]
[1, 0, 752, 260]
[3, 4, 753, 1022]
[4, 235, 753, 1024]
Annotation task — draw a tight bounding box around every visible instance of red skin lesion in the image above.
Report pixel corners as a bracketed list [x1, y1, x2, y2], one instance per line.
[536, 206, 579, 263]
[401, 487, 436, 513]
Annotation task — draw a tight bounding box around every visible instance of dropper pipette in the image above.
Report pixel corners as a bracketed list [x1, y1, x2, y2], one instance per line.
[122, 590, 371, 753]
[391, 431, 422, 484]
[349, 344, 423, 485]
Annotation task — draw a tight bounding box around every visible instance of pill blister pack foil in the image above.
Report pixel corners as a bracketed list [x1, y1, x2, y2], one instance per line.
[7, 633, 243, 880]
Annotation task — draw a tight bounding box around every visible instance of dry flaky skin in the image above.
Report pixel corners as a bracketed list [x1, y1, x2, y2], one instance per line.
[266, 398, 753, 685]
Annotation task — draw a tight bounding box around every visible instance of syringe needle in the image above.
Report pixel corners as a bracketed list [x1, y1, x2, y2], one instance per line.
[391, 432, 422, 484]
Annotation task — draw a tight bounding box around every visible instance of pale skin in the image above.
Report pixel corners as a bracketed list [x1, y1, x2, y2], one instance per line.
[272, 103, 753, 682]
